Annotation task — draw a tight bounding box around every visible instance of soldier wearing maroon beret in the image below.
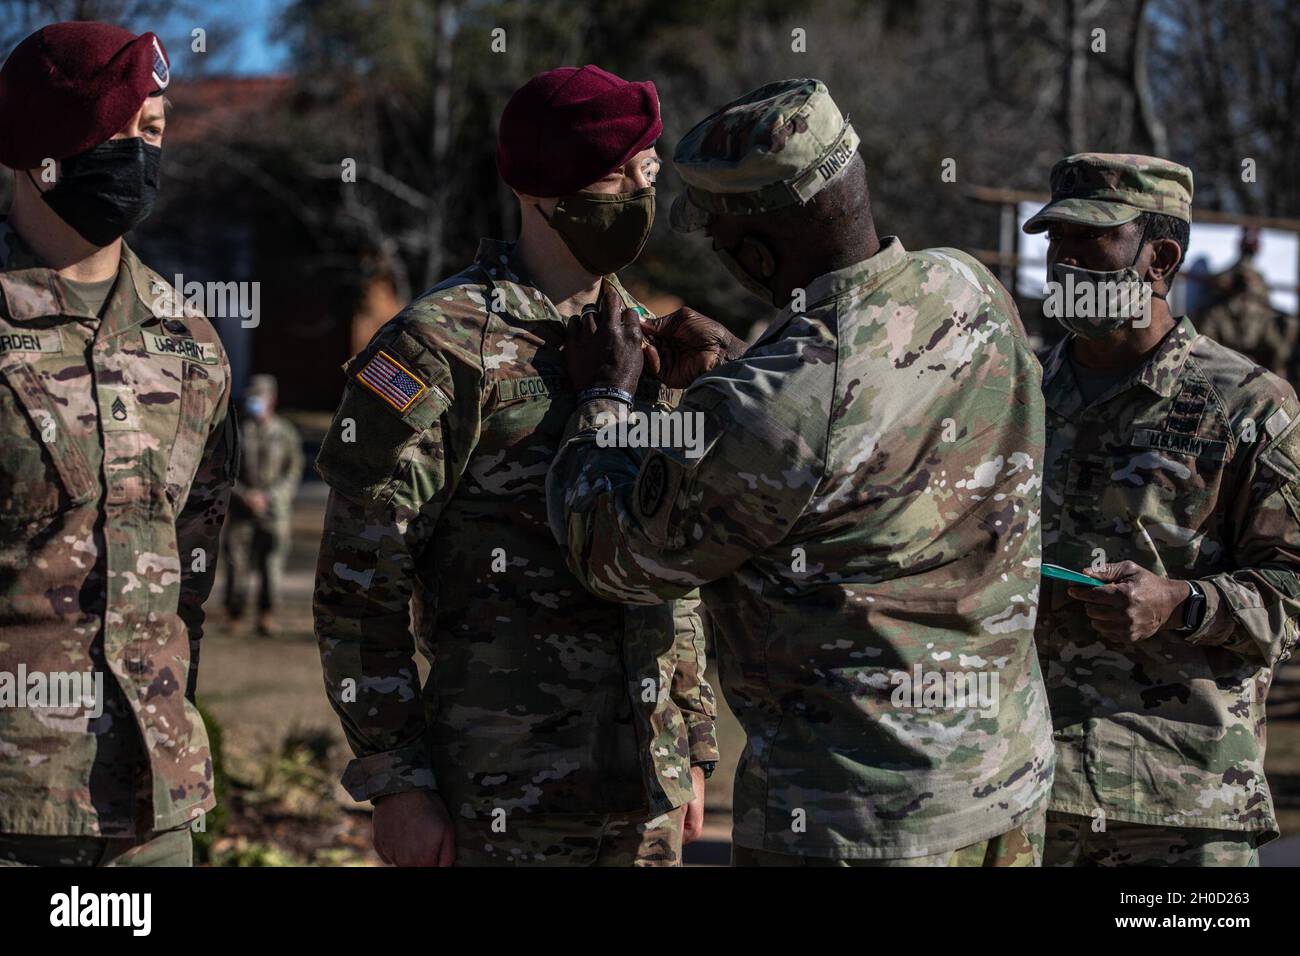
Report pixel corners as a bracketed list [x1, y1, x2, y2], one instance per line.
[313, 64, 722, 866]
[0, 22, 237, 866]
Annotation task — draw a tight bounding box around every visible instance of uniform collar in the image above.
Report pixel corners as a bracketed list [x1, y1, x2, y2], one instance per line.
[0, 220, 160, 333]
[763, 236, 909, 343]
[1041, 316, 1198, 417]
[471, 238, 640, 323]
[800, 235, 909, 311]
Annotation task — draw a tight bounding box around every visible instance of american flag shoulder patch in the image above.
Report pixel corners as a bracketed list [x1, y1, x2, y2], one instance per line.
[356, 349, 428, 412]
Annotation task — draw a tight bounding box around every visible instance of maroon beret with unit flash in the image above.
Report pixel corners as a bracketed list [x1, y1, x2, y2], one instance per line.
[497, 64, 661, 198]
[0, 21, 170, 170]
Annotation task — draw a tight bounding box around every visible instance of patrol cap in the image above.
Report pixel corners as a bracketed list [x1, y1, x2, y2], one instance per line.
[1023, 153, 1193, 234]
[0, 21, 170, 170]
[670, 78, 860, 233]
[245, 374, 277, 398]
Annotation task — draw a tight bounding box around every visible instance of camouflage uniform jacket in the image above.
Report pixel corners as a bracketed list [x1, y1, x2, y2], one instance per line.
[549, 238, 1055, 858]
[231, 413, 302, 529]
[1037, 318, 1300, 840]
[0, 223, 236, 836]
[313, 239, 718, 819]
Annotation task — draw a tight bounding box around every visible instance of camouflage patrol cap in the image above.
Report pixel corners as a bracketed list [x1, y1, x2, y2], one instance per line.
[670, 78, 860, 233]
[1023, 153, 1193, 234]
[245, 373, 277, 398]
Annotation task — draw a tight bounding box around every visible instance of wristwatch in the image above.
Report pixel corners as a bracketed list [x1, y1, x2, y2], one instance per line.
[692, 761, 718, 780]
[1179, 581, 1207, 632]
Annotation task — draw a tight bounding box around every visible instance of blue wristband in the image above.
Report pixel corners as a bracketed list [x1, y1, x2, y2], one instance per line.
[577, 386, 635, 407]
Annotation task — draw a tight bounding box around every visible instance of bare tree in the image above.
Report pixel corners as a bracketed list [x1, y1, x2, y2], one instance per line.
[1126, 0, 1168, 155]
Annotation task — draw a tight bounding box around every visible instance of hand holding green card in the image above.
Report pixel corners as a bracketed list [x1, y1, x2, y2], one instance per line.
[1041, 563, 1104, 587]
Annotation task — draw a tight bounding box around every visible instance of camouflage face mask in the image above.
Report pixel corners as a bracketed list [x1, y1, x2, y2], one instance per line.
[1050, 225, 1164, 339]
[541, 187, 655, 276]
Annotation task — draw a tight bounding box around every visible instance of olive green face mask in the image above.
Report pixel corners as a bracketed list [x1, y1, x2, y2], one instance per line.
[540, 187, 656, 276]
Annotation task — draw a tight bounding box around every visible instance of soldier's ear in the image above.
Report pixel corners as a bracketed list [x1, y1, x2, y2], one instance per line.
[1147, 237, 1182, 286]
[743, 236, 778, 280]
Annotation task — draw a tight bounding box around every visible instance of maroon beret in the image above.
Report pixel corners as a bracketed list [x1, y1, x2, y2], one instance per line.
[0, 21, 170, 170]
[497, 65, 661, 198]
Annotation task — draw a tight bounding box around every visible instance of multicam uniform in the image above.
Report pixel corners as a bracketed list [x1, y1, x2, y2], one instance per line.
[313, 240, 717, 866]
[549, 236, 1055, 863]
[0, 223, 236, 864]
[1020, 152, 1300, 866]
[1036, 319, 1300, 865]
[223, 408, 302, 622]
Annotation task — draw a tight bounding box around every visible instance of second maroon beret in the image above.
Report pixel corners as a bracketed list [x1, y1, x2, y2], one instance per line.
[497, 64, 661, 198]
[0, 21, 170, 170]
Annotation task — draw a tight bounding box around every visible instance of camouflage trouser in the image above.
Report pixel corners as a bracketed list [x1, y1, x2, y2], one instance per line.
[733, 806, 1046, 867]
[0, 825, 192, 867]
[452, 805, 686, 867]
[222, 517, 289, 615]
[1043, 811, 1258, 867]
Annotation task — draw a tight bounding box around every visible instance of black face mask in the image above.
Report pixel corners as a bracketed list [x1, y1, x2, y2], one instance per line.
[34, 138, 162, 247]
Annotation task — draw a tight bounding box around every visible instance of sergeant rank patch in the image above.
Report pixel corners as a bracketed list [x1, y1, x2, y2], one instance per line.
[356, 349, 428, 412]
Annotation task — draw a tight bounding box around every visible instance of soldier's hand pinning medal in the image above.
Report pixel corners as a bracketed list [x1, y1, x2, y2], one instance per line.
[640, 307, 747, 388]
[564, 277, 644, 393]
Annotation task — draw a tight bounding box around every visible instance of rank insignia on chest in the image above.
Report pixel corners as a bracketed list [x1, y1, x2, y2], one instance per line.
[100, 388, 138, 431]
[356, 349, 428, 412]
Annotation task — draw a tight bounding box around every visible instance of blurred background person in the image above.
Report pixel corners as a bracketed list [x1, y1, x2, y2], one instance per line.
[224, 373, 302, 637]
[1196, 226, 1299, 379]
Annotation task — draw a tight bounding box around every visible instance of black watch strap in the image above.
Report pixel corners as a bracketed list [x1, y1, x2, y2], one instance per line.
[692, 761, 718, 780]
[1181, 581, 1207, 632]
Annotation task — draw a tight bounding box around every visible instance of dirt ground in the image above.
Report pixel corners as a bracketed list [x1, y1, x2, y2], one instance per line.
[198, 480, 1300, 865]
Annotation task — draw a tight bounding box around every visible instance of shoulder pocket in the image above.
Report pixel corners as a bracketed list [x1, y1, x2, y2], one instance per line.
[165, 359, 222, 503]
[1260, 409, 1300, 522]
